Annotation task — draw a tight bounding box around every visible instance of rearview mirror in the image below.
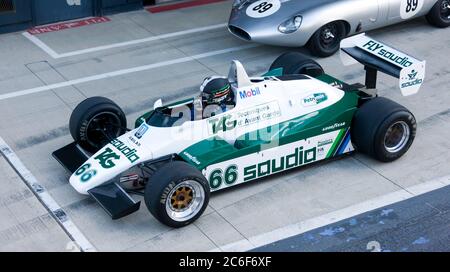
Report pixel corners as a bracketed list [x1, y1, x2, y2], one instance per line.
[153, 99, 163, 110]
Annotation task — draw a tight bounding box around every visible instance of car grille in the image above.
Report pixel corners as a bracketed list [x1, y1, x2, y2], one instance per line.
[228, 25, 251, 41]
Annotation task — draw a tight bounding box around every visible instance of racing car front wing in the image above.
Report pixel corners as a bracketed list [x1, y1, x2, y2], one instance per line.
[88, 182, 141, 220]
[53, 142, 141, 220]
[52, 142, 90, 173]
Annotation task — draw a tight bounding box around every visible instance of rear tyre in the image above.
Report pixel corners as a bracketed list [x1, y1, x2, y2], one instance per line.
[426, 0, 450, 28]
[308, 21, 346, 57]
[144, 161, 210, 228]
[269, 52, 324, 78]
[69, 97, 127, 153]
[351, 97, 416, 162]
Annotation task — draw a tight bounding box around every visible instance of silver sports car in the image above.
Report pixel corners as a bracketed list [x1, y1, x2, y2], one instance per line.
[228, 0, 450, 57]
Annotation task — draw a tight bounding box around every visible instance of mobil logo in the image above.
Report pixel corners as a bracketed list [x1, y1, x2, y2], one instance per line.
[239, 87, 262, 99]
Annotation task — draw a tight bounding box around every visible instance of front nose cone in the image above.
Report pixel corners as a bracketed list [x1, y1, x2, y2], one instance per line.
[70, 172, 91, 195]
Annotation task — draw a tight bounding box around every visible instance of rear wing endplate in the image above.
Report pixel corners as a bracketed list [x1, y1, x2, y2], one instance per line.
[340, 33, 426, 96]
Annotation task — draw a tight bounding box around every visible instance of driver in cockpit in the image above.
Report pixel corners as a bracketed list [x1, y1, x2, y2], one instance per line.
[193, 76, 235, 119]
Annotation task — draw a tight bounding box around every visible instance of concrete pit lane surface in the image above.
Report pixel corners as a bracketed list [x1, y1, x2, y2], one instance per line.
[0, 0, 449, 251]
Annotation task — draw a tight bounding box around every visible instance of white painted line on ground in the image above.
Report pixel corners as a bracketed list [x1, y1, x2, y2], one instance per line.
[57, 23, 228, 58]
[22, 32, 60, 59]
[0, 44, 259, 101]
[214, 175, 450, 252]
[0, 137, 96, 252]
[22, 23, 227, 59]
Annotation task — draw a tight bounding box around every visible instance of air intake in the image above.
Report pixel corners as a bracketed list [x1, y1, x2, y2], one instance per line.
[228, 25, 251, 41]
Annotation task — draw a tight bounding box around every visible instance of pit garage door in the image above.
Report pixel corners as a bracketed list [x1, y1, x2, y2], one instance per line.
[33, 0, 95, 26]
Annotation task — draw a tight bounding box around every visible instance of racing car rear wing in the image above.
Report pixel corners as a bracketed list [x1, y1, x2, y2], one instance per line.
[340, 33, 426, 96]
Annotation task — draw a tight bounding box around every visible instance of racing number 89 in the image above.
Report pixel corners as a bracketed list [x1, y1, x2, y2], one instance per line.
[406, 0, 418, 12]
[253, 1, 273, 13]
[209, 165, 238, 189]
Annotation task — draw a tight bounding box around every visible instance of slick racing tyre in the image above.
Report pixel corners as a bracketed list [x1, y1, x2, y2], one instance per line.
[426, 0, 450, 28]
[351, 97, 416, 162]
[308, 21, 346, 58]
[70, 96, 127, 153]
[269, 52, 324, 78]
[144, 161, 210, 228]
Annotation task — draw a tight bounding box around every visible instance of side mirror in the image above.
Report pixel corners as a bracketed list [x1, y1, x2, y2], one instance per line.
[153, 99, 163, 110]
[193, 96, 203, 121]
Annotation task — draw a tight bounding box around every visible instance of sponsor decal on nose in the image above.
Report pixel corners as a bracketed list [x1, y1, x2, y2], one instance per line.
[135, 123, 149, 139]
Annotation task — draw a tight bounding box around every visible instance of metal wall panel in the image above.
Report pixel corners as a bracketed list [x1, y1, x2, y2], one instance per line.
[0, 0, 153, 33]
[33, 0, 95, 25]
[102, 0, 142, 8]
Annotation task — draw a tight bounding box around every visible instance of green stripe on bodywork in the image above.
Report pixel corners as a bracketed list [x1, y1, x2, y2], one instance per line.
[317, 74, 346, 85]
[262, 68, 283, 77]
[180, 137, 239, 169]
[317, 74, 355, 88]
[181, 90, 359, 170]
[326, 129, 345, 158]
[135, 114, 152, 128]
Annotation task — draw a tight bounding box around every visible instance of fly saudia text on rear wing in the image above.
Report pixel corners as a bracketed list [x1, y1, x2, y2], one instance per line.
[340, 33, 426, 96]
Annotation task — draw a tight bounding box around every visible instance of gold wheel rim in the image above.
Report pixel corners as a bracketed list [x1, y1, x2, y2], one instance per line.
[165, 180, 205, 222]
[170, 186, 194, 211]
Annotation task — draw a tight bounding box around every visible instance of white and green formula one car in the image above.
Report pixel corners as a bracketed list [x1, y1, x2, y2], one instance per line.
[53, 34, 425, 228]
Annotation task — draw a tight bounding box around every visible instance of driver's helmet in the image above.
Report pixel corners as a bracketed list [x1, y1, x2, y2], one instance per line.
[200, 76, 232, 104]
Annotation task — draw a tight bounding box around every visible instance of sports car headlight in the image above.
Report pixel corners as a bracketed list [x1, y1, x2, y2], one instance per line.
[278, 16, 303, 34]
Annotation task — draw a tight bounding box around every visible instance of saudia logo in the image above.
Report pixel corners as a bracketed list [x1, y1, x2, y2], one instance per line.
[401, 69, 423, 88]
[302, 93, 328, 107]
[363, 40, 413, 68]
[243, 146, 317, 181]
[110, 139, 140, 163]
[408, 70, 418, 80]
[239, 87, 261, 99]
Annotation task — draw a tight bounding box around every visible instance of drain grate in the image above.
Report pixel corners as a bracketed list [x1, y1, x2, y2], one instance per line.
[0, 0, 14, 13]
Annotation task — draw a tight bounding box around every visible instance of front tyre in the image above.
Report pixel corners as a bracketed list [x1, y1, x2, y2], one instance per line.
[69, 97, 127, 153]
[144, 161, 210, 228]
[426, 0, 450, 28]
[352, 97, 416, 162]
[308, 22, 346, 57]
